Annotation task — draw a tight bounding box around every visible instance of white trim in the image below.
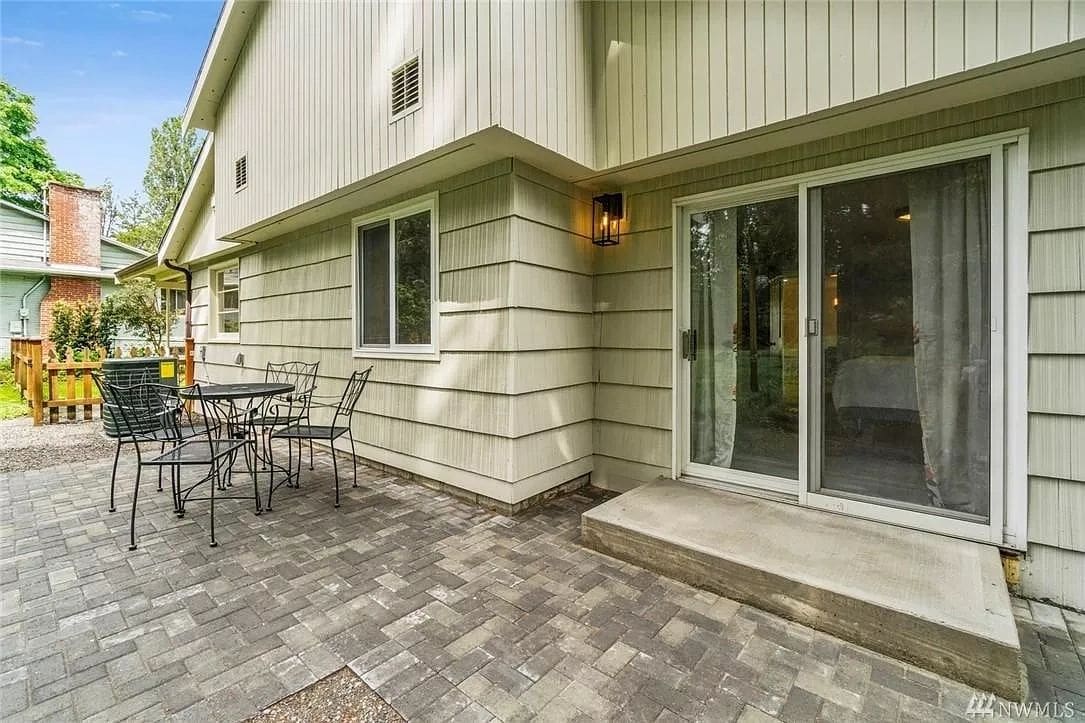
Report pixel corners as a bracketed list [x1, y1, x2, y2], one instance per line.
[350, 192, 440, 360]
[209, 259, 240, 343]
[672, 130, 1029, 548]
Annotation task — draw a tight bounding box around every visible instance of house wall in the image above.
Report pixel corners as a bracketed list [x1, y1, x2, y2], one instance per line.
[183, 159, 595, 505]
[0, 272, 48, 357]
[177, 194, 231, 265]
[99, 242, 146, 272]
[589, 0, 1085, 168]
[0, 205, 47, 265]
[592, 77, 1085, 608]
[214, 0, 594, 237]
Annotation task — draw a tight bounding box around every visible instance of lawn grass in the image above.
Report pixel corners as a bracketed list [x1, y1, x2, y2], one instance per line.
[0, 361, 28, 420]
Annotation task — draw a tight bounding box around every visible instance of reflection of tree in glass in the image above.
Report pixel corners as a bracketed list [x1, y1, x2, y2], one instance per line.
[395, 212, 431, 345]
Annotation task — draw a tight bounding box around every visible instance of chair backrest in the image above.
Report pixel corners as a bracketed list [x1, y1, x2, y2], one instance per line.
[266, 361, 319, 399]
[94, 372, 184, 442]
[332, 367, 372, 426]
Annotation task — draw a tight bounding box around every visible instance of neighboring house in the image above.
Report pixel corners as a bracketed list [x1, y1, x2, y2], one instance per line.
[122, 0, 1085, 613]
[1, 184, 149, 356]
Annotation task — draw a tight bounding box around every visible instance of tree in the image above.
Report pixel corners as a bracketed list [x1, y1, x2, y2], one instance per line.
[0, 80, 82, 210]
[103, 279, 177, 353]
[115, 116, 200, 251]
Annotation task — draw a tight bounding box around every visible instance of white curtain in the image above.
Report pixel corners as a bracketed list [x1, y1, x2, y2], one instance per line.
[907, 160, 991, 516]
[690, 210, 738, 468]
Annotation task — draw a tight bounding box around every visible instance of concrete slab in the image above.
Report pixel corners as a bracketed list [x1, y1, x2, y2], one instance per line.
[581, 480, 1024, 700]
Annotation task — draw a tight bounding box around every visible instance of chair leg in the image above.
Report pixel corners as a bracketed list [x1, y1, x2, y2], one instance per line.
[172, 464, 181, 515]
[109, 440, 121, 512]
[332, 443, 340, 508]
[349, 429, 358, 488]
[157, 442, 164, 492]
[308, 438, 314, 471]
[252, 444, 262, 516]
[129, 464, 142, 551]
[210, 468, 218, 548]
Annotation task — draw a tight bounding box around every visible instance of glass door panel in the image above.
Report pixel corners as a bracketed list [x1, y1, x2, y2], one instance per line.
[811, 158, 992, 521]
[689, 197, 799, 479]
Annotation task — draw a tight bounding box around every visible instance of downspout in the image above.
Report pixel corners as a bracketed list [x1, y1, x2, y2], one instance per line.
[20, 276, 48, 338]
[162, 259, 193, 339]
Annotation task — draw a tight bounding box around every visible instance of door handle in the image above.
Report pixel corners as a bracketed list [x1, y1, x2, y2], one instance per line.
[682, 329, 698, 361]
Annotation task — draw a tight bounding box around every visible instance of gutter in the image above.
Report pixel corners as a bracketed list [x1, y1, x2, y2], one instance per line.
[20, 276, 48, 337]
[162, 259, 193, 340]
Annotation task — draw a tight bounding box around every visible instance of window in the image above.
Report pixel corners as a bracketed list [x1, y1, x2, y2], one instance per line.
[234, 156, 248, 191]
[212, 262, 240, 338]
[158, 288, 186, 314]
[391, 55, 421, 118]
[352, 195, 438, 357]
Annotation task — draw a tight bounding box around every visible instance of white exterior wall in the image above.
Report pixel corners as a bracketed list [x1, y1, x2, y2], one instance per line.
[592, 78, 1085, 608]
[590, 0, 1085, 167]
[214, 0, 595, 237]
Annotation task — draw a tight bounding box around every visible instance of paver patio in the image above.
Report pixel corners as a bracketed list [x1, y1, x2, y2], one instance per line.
[1, 443, 1083, 722]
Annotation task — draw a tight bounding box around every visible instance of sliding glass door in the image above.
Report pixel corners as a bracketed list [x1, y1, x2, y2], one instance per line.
[686, 197, 800, 487]
[679, 140, 1013, 540]
[808, 158, 993, 522]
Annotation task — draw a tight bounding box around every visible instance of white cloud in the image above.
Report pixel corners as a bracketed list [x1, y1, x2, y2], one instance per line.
[2, 35, 44, 47]
[73, 69, 88, 77]
[111, 49, 128, 57]
[131, 9, 171, 22]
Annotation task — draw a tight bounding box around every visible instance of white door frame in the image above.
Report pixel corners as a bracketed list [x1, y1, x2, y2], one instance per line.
[672, 130, 1029, 548]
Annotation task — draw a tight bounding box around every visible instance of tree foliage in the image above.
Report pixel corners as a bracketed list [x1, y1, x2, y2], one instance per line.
[115, 116, 200, 251]
[0, 80, 82, 210]
[49, 301, 116, 359]
[103, 279, 177, 352]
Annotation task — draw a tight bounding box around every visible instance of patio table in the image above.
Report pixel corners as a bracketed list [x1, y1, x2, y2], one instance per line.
[180, 382, 297, 492]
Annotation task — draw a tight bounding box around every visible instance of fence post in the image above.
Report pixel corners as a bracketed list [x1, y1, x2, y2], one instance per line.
[184, 337, 195, 386]
[29, 339, 43, 426]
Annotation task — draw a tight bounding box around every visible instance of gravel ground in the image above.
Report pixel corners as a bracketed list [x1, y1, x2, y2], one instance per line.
[247, 667, 404, 723]
[0, 416, 116, 473]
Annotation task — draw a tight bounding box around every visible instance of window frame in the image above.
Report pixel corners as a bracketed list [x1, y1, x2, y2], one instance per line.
[210, 259, 241, 342]
[350, 193, 440, 361]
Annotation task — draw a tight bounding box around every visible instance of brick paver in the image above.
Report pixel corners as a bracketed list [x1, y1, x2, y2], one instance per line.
[1, 447, 1083, 721]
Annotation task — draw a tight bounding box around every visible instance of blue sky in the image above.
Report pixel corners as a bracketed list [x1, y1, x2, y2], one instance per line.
[1, 1, 222, 200]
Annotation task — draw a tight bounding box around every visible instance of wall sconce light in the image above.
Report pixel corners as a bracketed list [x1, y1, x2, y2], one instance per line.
[592, 193, 624, 246]
[894, 206, 911, 222]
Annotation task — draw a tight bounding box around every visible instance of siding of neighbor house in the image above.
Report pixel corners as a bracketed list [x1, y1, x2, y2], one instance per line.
[0, 272, 49, 356]
[591, 78, 1085, 608]
[0, 204, 47, 264]
[185, 160, 596, 504]
[213, 0, 595, 236]
[589, 0, 1085, 168]
[99, 241, 146, 272]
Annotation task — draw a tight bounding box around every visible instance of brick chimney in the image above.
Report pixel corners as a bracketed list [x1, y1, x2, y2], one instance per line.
[45, 182, 102, 267]
[40, 183, 104, 355]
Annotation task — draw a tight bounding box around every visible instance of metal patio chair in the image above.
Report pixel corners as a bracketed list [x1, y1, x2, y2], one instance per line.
[93, 371, 208, 513]
[270, 367, 371, 509]
[249, 361, 320, 472]
[101, 379, 258, 549]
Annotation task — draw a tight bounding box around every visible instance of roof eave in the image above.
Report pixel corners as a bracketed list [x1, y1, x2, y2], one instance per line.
[181, 0, 261, 133]
[157, 137, 215, 265]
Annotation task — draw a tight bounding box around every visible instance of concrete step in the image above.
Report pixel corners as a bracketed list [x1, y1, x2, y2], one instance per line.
[581, 480, 1023, 700]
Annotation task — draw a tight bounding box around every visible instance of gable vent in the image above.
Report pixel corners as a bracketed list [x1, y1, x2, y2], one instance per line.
[391, 56, 421, 117]
[234, 156, 248, 191]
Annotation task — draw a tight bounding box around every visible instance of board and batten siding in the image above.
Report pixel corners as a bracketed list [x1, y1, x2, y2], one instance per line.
[0, 205, 47, 265]
[214, 0, 594, 237]
[592, 78, 1085, 608]
[590, 0, 1085, 168]
[187, 159, 595, 504]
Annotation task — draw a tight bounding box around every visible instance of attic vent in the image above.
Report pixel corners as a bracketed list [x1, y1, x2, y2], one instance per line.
[234, 156, 248, 191]
[391, 56, 421, 117]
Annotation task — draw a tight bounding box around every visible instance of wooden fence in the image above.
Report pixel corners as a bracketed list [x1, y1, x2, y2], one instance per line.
[9, 338, 195, 426]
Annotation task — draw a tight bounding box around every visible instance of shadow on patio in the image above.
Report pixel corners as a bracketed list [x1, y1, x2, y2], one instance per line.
[1, 442, 1082, 721]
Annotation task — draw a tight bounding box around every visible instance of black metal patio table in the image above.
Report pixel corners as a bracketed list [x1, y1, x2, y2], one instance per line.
[180, 382, 297, 494]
